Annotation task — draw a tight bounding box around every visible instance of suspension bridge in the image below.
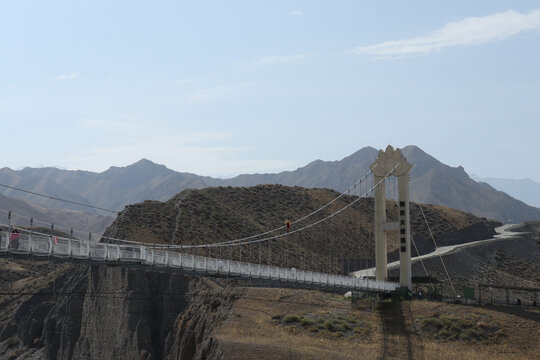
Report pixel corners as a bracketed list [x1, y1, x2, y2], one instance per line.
[0, 146, 425, 295]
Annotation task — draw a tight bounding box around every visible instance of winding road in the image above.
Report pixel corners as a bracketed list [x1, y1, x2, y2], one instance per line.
[352, 224, 526, 278]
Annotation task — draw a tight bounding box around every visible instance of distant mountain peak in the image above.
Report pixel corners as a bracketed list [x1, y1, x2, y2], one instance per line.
[133, 158, 157, 166]
[1, 145, 539, 223]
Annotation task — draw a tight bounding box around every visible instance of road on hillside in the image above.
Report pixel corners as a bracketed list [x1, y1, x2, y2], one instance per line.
[352, 224, 525, 278]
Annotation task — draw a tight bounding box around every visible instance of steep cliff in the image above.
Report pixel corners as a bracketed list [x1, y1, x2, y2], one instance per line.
[0, 265, 238, 360]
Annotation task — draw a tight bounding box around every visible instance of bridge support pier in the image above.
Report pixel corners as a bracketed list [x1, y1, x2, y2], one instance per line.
[371, 146, 413, 290]
[374, 175, 387, 281]
[398, 172, 412, 290]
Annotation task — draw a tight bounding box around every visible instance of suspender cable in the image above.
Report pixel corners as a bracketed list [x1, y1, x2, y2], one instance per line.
[418, 203, 457, 297]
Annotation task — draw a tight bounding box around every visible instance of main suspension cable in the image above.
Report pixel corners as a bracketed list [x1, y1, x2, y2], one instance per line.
[177, 163, 399, 249]
[0, 183, 118, 214]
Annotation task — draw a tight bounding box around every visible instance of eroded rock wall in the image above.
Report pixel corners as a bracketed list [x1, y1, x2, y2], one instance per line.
[1, 264, 236, 360]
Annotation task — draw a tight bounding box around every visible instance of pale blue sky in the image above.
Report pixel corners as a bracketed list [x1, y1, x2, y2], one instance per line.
[1, 1, 539, 180]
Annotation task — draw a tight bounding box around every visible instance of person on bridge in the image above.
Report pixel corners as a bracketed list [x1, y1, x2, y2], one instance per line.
[9, 229, 20, 250]
[284, 219, 292, 231]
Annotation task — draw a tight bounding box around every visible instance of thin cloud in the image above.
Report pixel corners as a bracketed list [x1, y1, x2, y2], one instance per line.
[81, 117, 143, 130]
[349, 9, 540, 58]
[176, 78, 194, 85]
[53, 72, 79, 82]
[186, 83, 256, 103]
[250, 52, 316, 65]
[289, 10, 303, 16]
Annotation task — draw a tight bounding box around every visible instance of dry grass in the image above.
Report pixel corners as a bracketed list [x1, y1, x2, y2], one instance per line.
[410, 301, 540, 360]
[415, 313, 504, 342]
[209, 287, 539, 360]
[277, 311, 368, 337]
[214, 287, 382, 360]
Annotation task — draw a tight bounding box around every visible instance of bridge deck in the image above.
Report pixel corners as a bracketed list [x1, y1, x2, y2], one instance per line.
[0, 231, 399, 293]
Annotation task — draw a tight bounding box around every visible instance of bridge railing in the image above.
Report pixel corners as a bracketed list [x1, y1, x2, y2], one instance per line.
[0, 231, 399, 292]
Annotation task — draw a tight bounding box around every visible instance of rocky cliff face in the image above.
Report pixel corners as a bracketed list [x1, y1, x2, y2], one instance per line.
[0, 264, 238, 360]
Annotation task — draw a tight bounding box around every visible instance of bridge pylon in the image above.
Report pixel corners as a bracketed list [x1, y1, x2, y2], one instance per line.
[370, 145, 413, 290]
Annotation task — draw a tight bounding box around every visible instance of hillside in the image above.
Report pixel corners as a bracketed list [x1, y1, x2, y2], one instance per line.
[104, 185, 500, 273]
[2, 146, 540, 224]
[471, 175, 540, 208]
[401, 146, 540, 223]
[0, 194, 113, 235]
[399, 221, 540, 296]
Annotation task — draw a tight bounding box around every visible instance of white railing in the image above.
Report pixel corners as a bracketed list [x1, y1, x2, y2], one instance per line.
[0, 231, 399, 292]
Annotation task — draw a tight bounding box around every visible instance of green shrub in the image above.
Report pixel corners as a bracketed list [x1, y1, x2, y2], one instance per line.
[440, 315, 458, 328]
[353, 327, 369, 337]
[457, 317, 476, 329]
[283, 314, 302, 324]
[280, 312, 367, 337]
[324, 320, 338, 332]
[300, 317, 314, 327]
[420, 317, 443, 332]
[416, 314, 501, 343]
[438, 329, 451, 339]
[459, 327, 482, 341]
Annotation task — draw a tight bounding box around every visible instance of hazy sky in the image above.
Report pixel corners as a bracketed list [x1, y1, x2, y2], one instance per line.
[1, 1, 539, 180]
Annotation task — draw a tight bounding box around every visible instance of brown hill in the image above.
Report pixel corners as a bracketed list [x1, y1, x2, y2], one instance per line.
[104, 185, 500, 273]
[399, 221, 540, 295]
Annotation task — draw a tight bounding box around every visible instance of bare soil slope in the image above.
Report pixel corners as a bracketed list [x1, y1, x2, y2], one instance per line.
[398, 221, 540, 296]
[106, 185, 500, 272]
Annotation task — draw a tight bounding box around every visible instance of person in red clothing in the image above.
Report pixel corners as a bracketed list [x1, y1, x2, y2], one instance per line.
[9, 229, 20, 250]
[284, 219, 292, 231]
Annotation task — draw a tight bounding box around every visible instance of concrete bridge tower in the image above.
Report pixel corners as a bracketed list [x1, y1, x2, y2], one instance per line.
[370, 145, 413, 290]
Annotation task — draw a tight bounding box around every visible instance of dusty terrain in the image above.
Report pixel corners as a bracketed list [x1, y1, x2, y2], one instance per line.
[213, 287, 539, 360]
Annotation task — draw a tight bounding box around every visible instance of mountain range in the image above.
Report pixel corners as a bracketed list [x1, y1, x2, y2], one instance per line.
[0, 193, 113, 234]
[470, 175, 540, 208]
[1, 145, 539, 227]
